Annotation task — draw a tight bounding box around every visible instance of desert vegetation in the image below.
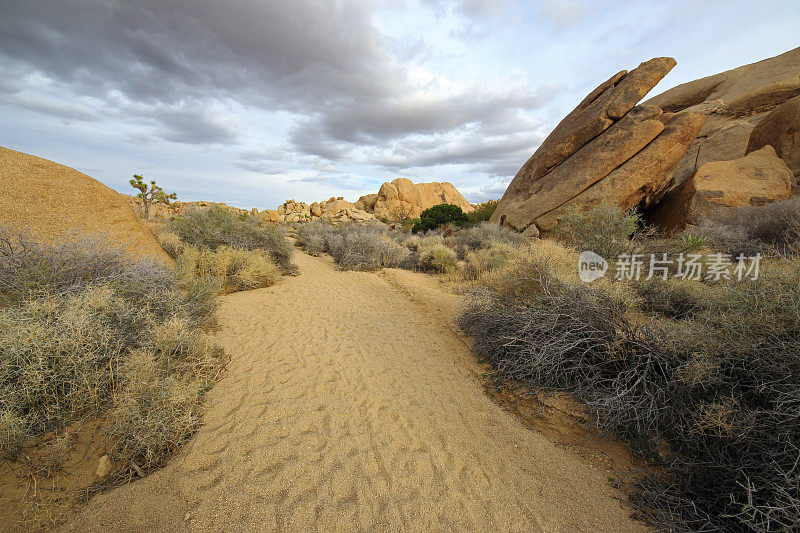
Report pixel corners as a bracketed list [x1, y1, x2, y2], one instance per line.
[457, 200, 800, 532]
[295, 211, 526, 277]
[158, 206, 295, 293]
[294, 198, 800, 531]
[0, 227, 224, 479]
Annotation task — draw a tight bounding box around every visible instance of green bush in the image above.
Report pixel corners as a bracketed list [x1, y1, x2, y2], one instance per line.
[411, 204, 469, 233]
[0, 228, 223, 475]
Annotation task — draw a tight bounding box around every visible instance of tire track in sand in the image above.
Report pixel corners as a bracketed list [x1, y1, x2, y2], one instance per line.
[62, 251, 647, 532]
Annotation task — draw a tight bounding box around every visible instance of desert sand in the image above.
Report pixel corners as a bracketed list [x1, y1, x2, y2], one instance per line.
[61, 251, 646, 532]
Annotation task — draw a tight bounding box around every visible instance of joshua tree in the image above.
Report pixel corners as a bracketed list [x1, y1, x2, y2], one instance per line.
[129, 174, 177, 220]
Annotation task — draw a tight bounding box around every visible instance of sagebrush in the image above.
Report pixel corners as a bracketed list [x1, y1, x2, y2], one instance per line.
[0, 228, 224, 477]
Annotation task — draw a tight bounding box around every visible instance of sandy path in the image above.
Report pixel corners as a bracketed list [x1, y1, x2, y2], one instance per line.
[63, 252, 646, 532]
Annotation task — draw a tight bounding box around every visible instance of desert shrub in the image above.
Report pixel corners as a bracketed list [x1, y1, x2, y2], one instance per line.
[296, 222, 409, 270]
[0, 229, 222, 471]
[157, 230, 184, 259]
[459, 255, 800, 531]
[176, 245, 278, 293]
[633, 278, 713, 319]
[462, 242, 516, 280]
[418, 243, 458, 273]
[303, 234, 327, 256]
[334, 231, 409, 271]
[445, 222, 528, 259]
[698, 198, 800, 257]
[480, 239, 579, 301]
[169, 206, 293, 271]
[412, 204, 469, 233]
[467, 200, 499, 224]
[553, 203, 643, 259]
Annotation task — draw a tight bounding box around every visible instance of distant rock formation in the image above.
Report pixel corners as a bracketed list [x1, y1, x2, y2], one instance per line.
[269, 197, 376, 223]
[368, 178, 473, 220]
[0, 146, 171, 263]
[269, 179, 473, 224]
[491, 47, 800, 234]
[126, 196, 252, 220]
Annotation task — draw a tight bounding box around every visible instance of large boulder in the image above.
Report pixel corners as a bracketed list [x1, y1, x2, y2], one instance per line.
[746, 94, 800, 177]
[649, 146, 796, 231]
[534, 111, 706, 230]
[645, 46, 800, 190]
[490, 57, 679, 234]
[372, 178, 473, 220]
[0, 146, 171, 263]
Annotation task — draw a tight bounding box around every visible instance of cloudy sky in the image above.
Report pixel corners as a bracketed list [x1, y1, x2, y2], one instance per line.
[1, 1, 798, 209]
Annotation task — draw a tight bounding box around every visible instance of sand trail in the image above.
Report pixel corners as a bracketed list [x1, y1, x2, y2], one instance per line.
[63, 251, 645, 532]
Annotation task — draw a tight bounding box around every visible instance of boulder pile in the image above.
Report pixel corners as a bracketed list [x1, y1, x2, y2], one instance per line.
[268, 178, 474, 224]
[491, 47, 800, 234]
[263, 197, 376, 224]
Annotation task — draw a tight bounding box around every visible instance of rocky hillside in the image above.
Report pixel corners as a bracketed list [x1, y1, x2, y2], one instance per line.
[491, 47, 800, 235]
[0, 146, 171, 262]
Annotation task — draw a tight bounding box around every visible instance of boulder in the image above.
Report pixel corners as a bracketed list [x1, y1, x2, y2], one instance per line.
[499, 57, 675, 204]
[491, 57, 678, 234]
[746, 94, 800, 177]
[310, 202, 323, 217]
[322, 199, 354, 217]
[354, 193, 378, 212]
[372, 178, 474, 220]
[0, 146, 172, 263]
[258, 209, 283, 223]
[648, 146, 796, 231]
[535, 112, 706, 230]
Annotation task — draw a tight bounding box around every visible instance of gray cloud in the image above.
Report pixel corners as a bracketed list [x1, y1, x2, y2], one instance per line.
[0, 0, 556, 189]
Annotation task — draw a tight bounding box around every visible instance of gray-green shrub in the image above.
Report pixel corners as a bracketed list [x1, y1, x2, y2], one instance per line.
[0, 228, 223, 475]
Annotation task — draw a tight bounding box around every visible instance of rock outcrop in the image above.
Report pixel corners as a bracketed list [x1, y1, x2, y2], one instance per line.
[492, 47, 800, 234]
[269, 197, 377, 223]
[0, 146, 171, 263]
[491, 57, 687, 235]
[649, 146, 796, 231]
[645, 46, 800, 194]
[368, 178, 473, 220]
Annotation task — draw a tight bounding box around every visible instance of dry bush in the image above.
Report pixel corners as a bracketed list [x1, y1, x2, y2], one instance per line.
[296, 222, 409, 271]
[479, 239, 578, 300]
[418, 243, 457, 273]
[460, 247, 800, 531]
[445, 221, 528, 260]
[697, 197, 800, 257]
[461, 242, 516, 280]
[335, 231, 409, 270]
[0, 228, 222, 475]
[169, 206, 294, 271]
[552, 203, 645, 259]
[176, 245, 278, 293]
[157, 230, 184, 259]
